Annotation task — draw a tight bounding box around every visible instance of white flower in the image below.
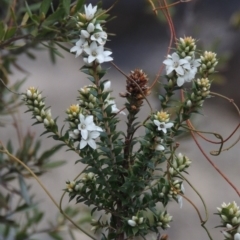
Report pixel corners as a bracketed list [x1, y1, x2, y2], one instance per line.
[235, 233, 240, 240]
[84, 42, 113, 64]
[178, 57, 200, 86]
[105, 99, 126, 115]
[91, 31, 107, 45]
[78, 114, 103, 139]
[70, 37, 88, 58]
[84, 42, 104, 63]
[84, 4, 97, 21]
[127, 220, 136, 227]
[163, 52, 190, 76]
[153, 120, 173, 133]
[80, 131, 100, 149]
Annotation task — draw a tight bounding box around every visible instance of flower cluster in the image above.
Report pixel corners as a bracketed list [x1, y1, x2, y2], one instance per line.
[163, 52, 200, 87]
[78, 85, 98, 110]
[69, 113, 103, 149]
[217, 201, 240, 240]
[153, 111, 174, 134]
[163, 37, 217, 88]
[163, 38, 201, 87]
[156, 211, 173, 229]
[127, 215, 144, 227]
[65, 172, 96, 194]
[176, 36, 196, 58]
[66, 180, 81, 192]
[184, 77, 212, 110]
[90, 218, 104, 232]
[146, 111, 174, 152]
[77, 81, 125, 115]
[65, 104, 82, 128]
[169, 153, 192, 176]
[70, 4, 113, 65]
[199, 51, 218, 76]
[23, 87, 55, 129]
[81, 172, 96, 182]
[159, 179, 185, 208]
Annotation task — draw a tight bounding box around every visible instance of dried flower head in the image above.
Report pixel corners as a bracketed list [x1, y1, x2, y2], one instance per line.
[126, 69, 151, 100]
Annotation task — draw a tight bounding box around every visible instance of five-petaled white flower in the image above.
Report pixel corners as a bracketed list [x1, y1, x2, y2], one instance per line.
[163, 52, 190, 76]
[84, 42, 104, 63]
[70, 37, 88, 58]
[153, 120, 173, 133]
[80, 131, 100, 149]
[84, 42, 113, 64]
[91, 31, 107, 45]
[78, 114, 102, 139]
[84, 4, 97, 20]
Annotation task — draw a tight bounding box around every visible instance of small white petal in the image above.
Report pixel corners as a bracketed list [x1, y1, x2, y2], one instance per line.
[88, 139, 96, 149]
[80, 139, 87, 149]
[103, 81, 111, 92]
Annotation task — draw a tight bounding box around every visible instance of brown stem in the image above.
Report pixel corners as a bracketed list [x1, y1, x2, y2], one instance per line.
[0, 34, 31, 48]
[188, 122, 240, 197]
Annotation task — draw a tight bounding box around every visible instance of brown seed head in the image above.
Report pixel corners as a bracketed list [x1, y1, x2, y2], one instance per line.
[126, 69, 151, 99]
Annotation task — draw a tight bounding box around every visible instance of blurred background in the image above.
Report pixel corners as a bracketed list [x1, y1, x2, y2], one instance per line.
[1, 0, 240, 239]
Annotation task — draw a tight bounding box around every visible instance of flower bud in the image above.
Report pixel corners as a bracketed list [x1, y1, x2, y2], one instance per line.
[27, 90, 32, 98]
[138, 217, 144, 224]
[128, 220, 136, 227]
[43, 118, 50, 127]
[222, 231, 232, 238]
[36, 116, 43, 122]
[186, 100, 192, 108]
